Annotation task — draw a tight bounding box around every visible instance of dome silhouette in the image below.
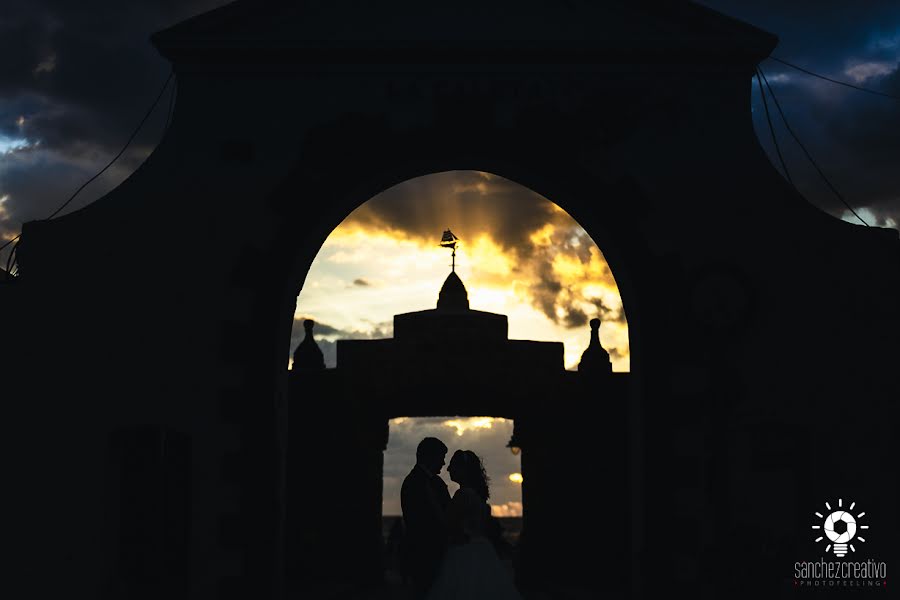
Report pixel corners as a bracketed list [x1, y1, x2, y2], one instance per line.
[437, 271, 470, 311]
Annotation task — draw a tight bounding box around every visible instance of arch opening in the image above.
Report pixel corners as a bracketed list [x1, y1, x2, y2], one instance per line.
[289, 170, 631, 373]
[382, 416, 523, 586]
[282, 170, 636, 594]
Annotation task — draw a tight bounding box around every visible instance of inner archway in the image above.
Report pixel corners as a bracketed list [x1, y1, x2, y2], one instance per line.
[284, 170, 633, 595]
[381, 416, 522, 586]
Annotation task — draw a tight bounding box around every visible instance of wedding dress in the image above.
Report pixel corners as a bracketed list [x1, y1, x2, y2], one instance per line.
[425, 487, 523, 600]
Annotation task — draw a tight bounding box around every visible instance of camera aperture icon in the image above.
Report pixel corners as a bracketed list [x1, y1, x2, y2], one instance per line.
[812, 498, 869, 557]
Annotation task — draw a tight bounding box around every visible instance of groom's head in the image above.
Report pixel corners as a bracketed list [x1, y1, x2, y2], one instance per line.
[416, 437, 448, 476]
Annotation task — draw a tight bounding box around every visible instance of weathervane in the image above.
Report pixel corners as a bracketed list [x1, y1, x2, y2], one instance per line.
[440, 229, 460, 272]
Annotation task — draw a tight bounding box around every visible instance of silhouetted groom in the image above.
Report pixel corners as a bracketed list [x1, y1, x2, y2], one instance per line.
[401, 437, 451, 599]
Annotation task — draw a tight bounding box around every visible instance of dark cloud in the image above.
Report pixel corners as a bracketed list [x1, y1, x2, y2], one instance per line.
[290, 316, 393, 368]
[291, 316, 343, 338]
[608, 347, 627, 361]
[746, 61, 900, 226]
[700, 0, 900, 228]
[349, 170, 557, 253]
[588, 296, 622, 324]
[0, 0, 229, 260]
[528, 259, 564, 323]
[4, 0, 898, 270]
[343, 172, 623, 330]
[562, 305, 588, 329]
[0, 146, 140, 229]
[352, 278, 371, 287]
[824, 66, 900, 215]
[698, 1, 900, 66]
[1, 3, 173, 152]
[527, 226, 623, 328]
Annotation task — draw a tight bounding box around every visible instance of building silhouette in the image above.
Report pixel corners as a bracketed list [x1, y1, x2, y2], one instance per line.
[1, 2, 897, 599]
[287, 270, 626, 593]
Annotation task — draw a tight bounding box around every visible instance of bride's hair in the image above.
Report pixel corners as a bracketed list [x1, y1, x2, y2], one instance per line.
[453, 450, 490, 501]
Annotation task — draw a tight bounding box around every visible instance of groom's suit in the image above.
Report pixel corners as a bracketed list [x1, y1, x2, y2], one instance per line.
[401, 464, 451, 599]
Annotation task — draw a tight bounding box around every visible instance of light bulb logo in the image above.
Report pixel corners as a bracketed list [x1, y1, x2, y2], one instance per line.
[812, 498, 869, 557]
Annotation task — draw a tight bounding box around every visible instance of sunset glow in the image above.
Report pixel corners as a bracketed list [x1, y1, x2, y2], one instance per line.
[305, 173, 630, 520]
[444, 417, 499, 437]
[383, 416, 522, 517]
[292, 171, 630, 372]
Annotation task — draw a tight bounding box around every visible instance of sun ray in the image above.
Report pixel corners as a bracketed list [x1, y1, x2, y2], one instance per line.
[825, 502, 831, 510]
[849, 502, 856, 510]
[294, 172, 631, 373]
[858, 537, 866, 542]
[815, 511, 823, 518]
[815, 536, 823, 542]
[857, 512, 865, 518]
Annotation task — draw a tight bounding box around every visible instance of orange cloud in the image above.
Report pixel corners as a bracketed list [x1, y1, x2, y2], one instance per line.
[296, 171, 630, 371]
[442, 417, 504, 436]
[491, 502, 524, 517]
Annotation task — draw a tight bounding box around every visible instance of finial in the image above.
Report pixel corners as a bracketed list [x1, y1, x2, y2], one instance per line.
[578, 317, 611, 375]
[437, 271, 470, 311]
[293, 318, 325, 372]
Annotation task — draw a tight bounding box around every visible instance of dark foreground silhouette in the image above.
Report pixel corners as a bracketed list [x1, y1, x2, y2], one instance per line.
[401, 439, 523, 600]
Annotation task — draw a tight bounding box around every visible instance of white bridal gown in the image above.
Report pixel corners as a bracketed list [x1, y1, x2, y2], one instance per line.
[425, 487, 523, 600]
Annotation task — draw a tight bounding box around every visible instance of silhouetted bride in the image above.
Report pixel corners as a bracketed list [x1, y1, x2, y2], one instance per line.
[425, 450, 523, 600]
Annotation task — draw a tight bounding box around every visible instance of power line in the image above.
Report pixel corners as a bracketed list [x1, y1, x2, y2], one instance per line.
[755, 68, 794, 187]
[45, 70, 174, 220]
[0, 69, 175, 268]
[758, 67, 870, 227]
[0, 234, 20, 257]
[4, 236, 20, 279]
[768, 56, 900, 101]
[164, 76, 177, 133]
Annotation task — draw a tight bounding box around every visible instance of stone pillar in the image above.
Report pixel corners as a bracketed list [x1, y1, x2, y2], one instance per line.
[104, 425, 191, 600]
[515, 320, 626, 597]
[285, 323, 388, 592]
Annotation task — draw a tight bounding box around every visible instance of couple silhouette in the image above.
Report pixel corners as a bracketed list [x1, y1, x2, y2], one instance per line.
[400, 437, 522, 600]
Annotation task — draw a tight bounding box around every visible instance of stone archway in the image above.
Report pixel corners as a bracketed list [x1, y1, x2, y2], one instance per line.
[200, 107, 668, 597]
[275, 166, 642, 594]
[146, 11, 785, 596]
[251, 146, 654, 593]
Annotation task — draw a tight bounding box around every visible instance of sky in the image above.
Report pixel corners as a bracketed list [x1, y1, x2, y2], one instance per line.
[697, 0, 900, 229]
[290, 170, 629, 373]
[291, 171, 627, 519]
[293, 171, 626, 519]
[383, 416, 523, 517]
[2, 1, 899, 518]
[2, 0, 899, 258]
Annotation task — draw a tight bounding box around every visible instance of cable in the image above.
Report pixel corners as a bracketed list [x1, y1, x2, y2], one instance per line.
[769, 56, 900, 101]
[164, 76, 177, 133]
[45, 69, 174, 220]
[755, 68, 794, 187]
[0, 233, 20, 255]
[0, 69, 175, 270]
[5, 237, 20, 278]
[758, 67, 870, 227]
